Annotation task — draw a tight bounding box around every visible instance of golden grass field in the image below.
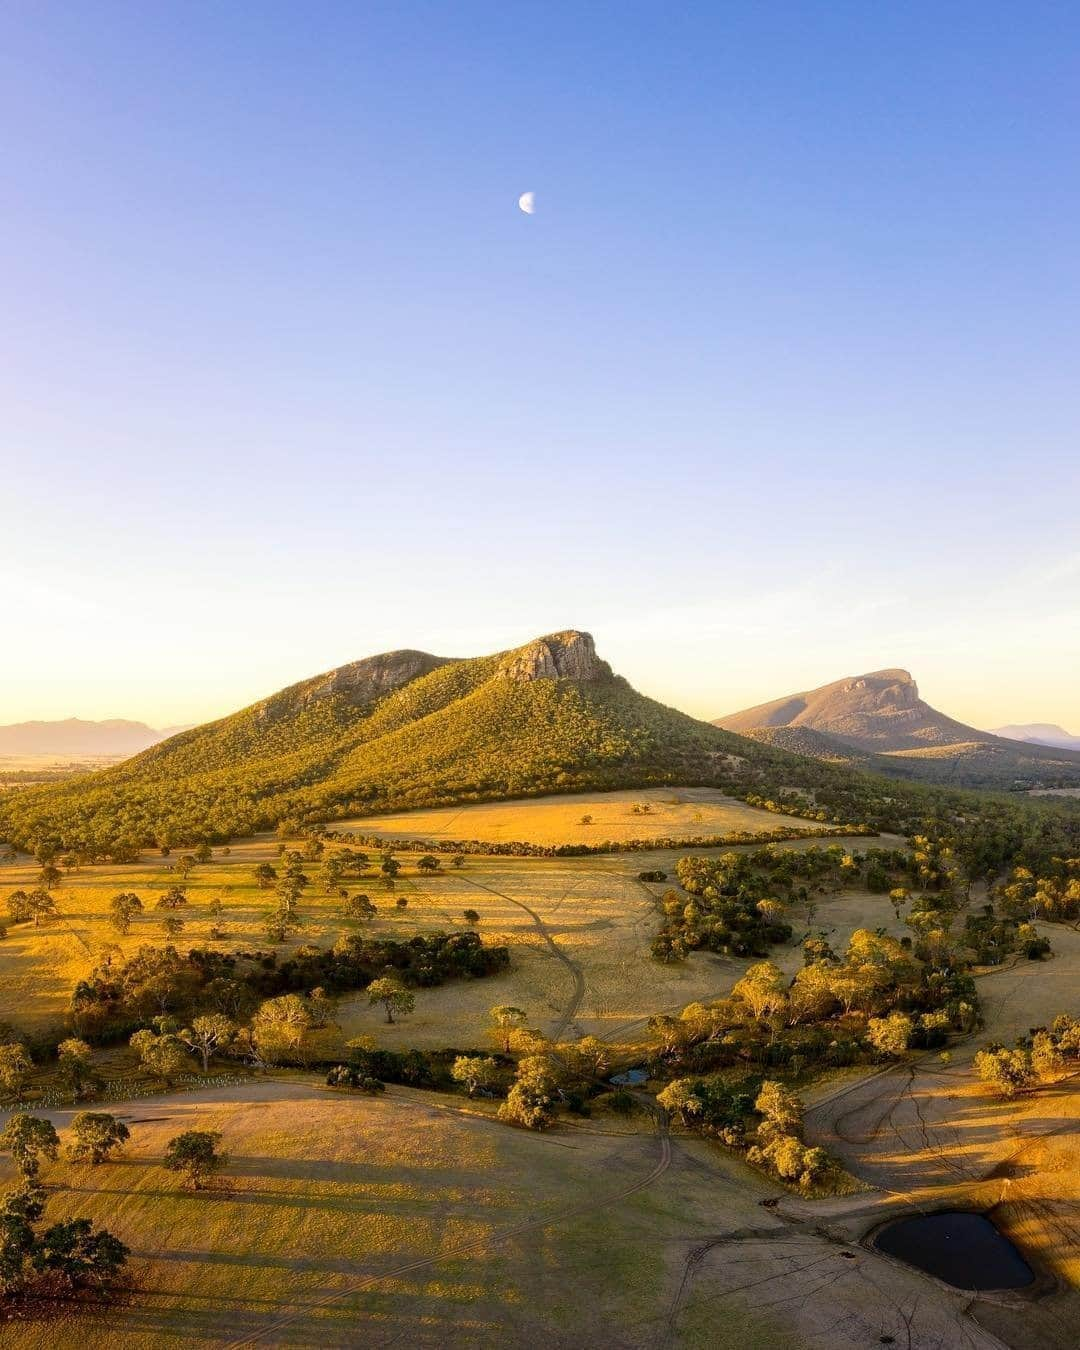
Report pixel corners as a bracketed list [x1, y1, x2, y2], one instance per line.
[337, 786, 820, 846]
[0, 790, 1076, 1346]
[0, 791, 892, 1050]
[0, 1075, 1026, 1349]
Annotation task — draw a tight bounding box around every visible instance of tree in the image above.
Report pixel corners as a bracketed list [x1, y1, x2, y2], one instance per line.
[66, 1113, 130, 1165]
[108, 891, 143, 936]
[451, 1055, 502, 1098]
[755, 898, 786, 927]
[274, 876, 305, 914]
[732, 962, 788, 1020]
[56, 1038, 101, 1099]
[160, 914, 185, 938]
[26, 889, 59, 927]
[0, 1043, 33, 1101]
[37, 862, 62, 891]
[180, 1014, 237, 1072]
[5, 890, 32, 925]
[395, 896, 408, 911]
[380, 857, 401, 878]
[754, 1081, 803, 1136]
[254, 863, 277, 890]
[163, 1130, 227, 1190]
[367, 977, 415, 1024]
[251, 994, 319, 1064]
[974, 1047, 1034, 1098]
[344, 893, 376, 921]
[207, 897, 224, 917]
[867, 1012, 913, 1058]
[1032, 1030, 1065, 1081]
[450, 854, 465, 869]
[564, 1034, 609, 1082]
[156, 885, 188, 910]
[416, 855, 440, 874]
[0, 1116, 59, 1179]
[647, 1013, 692, 1057]
[888, 887, 910, 924]
[462, 909, 480, 926]
[192, 842, 213, 864]
[263, 906, 302, 943]
[0, 1182, 42, 1295]
[489, 1005, 527, 1053]
[498, 1057, 557, 1130]
[129, 1029, 192, 1085]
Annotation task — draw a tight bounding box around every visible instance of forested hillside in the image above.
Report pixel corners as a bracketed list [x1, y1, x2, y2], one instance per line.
[2, 631, 1079, 883]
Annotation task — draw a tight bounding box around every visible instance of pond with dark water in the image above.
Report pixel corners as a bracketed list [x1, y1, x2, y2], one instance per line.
[873, 1211, 1034, 1290]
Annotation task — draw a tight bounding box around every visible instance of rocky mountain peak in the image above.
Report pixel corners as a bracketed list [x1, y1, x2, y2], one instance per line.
[496, 630, 608, 683]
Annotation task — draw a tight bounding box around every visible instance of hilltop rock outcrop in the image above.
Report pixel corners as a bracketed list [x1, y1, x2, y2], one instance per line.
[496, 630, 607, 683]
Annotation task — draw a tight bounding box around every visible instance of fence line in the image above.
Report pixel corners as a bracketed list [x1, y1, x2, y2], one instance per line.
[2, 1071, 251, 1113]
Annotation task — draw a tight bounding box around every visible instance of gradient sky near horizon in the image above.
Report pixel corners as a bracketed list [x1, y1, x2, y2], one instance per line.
[2, 2, 1078, 733]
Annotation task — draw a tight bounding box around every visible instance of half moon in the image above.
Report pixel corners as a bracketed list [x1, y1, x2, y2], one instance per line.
[518, 191, 535, 215]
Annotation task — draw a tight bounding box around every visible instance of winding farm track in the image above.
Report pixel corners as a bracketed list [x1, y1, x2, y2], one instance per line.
[442, 872, 587, 1040]
[222, 1092, 671, 1349]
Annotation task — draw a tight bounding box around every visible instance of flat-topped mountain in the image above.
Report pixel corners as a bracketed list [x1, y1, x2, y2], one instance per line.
[0, 630, 806, 851]
[716, 670, 1080, 788]
[716, 669, 980, 752]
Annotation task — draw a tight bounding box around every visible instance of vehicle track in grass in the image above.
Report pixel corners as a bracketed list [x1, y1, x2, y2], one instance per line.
[442, 871, 587, 1041]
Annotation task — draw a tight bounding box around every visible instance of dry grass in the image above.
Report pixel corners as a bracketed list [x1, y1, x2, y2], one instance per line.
[0, 1076, 1017, 1349]
[0, 791, 881, 1042]
[337, 786, 818, 847]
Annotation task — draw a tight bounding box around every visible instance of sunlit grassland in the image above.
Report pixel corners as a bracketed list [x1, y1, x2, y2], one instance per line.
[0, 1077, 782, 1348]
[337, 785, 820, 847]
[0, 802, 899, 1049]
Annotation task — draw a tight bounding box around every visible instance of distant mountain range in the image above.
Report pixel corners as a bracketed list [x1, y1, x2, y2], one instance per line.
[991, 723, 1080, 753]
[715, 670, 1080, 788]
[0, 718, 186, 758]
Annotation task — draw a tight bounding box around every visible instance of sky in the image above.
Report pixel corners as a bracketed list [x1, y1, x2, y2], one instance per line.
[1, 2, 1078, 733]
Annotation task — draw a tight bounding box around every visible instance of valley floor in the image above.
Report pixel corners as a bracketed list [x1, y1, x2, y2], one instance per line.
[0, 790, 1075, 1346]
[0, 1075, 1018, 1349]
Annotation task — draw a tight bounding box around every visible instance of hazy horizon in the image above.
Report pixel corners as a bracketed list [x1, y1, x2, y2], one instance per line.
[3, 4, 1078, 731]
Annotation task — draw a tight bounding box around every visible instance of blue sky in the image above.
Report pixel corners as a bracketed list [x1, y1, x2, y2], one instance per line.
[1, 2, 1078, 730]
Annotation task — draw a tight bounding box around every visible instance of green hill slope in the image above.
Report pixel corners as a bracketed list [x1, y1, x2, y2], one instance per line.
[0, 632, 810, 852]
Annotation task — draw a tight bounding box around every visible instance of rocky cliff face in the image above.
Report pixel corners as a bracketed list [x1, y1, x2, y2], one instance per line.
[256, 649, 450, 724]
[301, 650, 449, 706]
[496, 630, 608, 683]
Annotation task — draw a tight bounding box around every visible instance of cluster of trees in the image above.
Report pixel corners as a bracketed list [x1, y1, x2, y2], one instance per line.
[646, 922, 982, 1080]
[322, 1004, 614, 1129]
[650, 843, 909, 962]
[974, 1014, 1080, 1098]
[996, 859, 1080, 923]
[0, 1113, 130, 1304]
[338, 825, 858, 860]
[657, 1076, 836, 1192]
[652, 840, 1046, 972]
[0, 1107, 228, 1307]
[67, 931, 507, 1046]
